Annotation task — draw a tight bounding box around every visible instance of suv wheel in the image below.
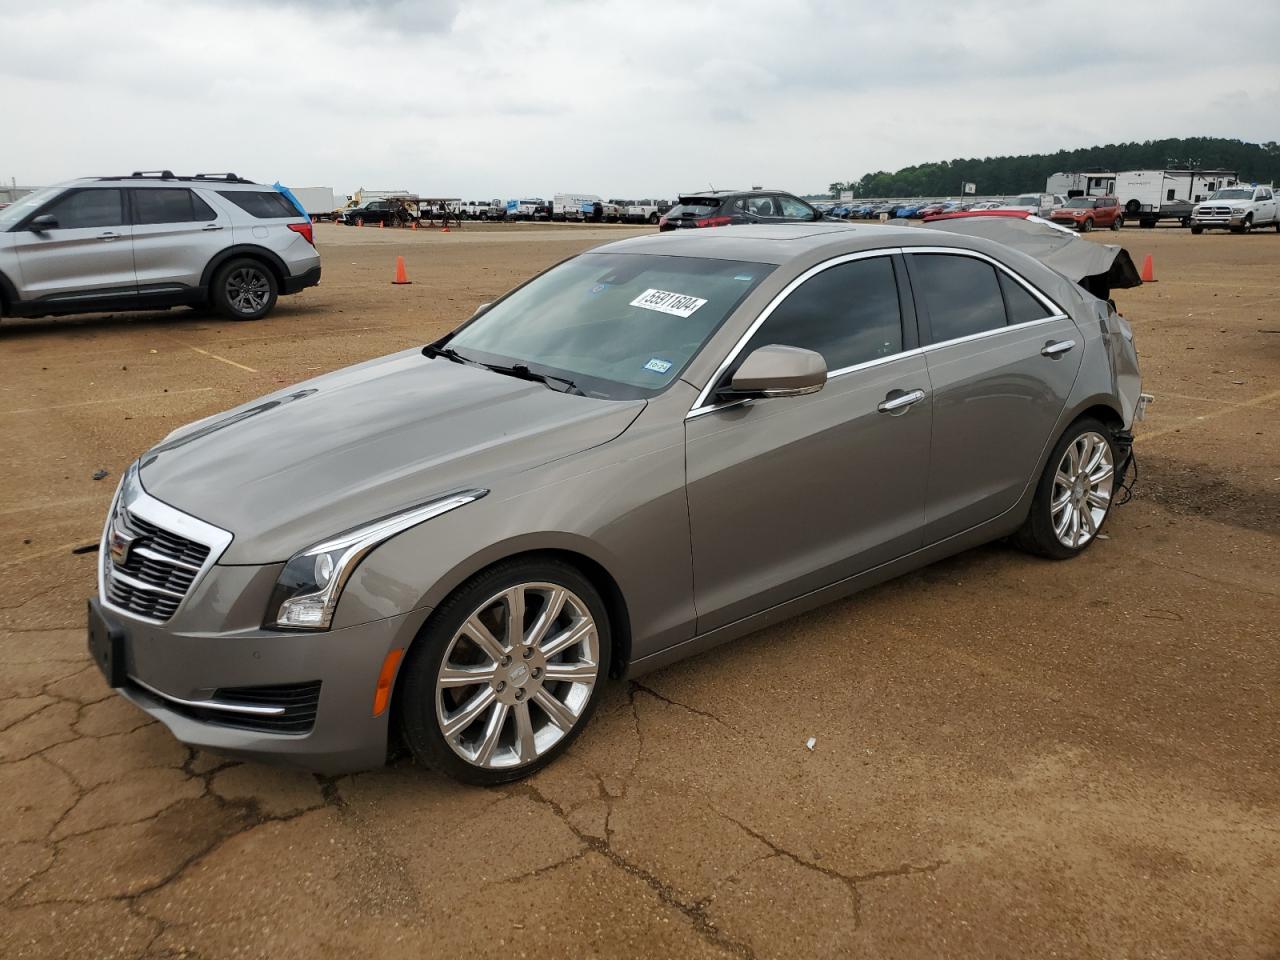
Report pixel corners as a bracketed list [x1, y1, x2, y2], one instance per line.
[1013, 418, 1117, 560]
[398, 557, 610, 785]
[212, 258, 278, 321]
[1110, 216, 1122, 231]
[1080, 217, 1093, 232]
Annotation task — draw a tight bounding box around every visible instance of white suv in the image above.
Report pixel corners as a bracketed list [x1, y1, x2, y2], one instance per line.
[0, 172, 321, 322]
[1190, 186, 1279, 234]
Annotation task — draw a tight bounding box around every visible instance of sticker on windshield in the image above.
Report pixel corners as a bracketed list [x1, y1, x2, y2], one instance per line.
[643, 358, 673, 374]
[630, 288, 707, 318]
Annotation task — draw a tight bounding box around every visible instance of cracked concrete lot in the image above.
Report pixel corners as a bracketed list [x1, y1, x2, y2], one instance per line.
[2, 223, 1278, 958]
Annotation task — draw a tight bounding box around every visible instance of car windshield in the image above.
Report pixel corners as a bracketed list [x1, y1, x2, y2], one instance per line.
[1064, 198, 1096, 208]
[0, 184, 65, 228]
[1208, 189, 1252, 200]
[444, 252, 774, 400]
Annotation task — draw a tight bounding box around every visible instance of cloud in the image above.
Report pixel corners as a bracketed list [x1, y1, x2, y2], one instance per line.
[1, 0, 1277, 197]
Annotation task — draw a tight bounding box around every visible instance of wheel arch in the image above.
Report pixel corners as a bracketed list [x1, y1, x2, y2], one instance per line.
[401, 538, 634, 679]
[199, 245, 289, 292]
[0, 269, 17, 315]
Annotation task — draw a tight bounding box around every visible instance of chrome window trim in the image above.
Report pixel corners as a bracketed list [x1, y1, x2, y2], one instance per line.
[903, 245, 1068, 321]
[129, 675, 287, 717]
[687, 247, 905, 418]
[98, 462, 233, 625]
[922, 312, 1064, 353]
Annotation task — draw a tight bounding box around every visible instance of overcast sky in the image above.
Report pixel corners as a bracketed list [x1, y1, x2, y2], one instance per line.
[4, 0, 1278, 200]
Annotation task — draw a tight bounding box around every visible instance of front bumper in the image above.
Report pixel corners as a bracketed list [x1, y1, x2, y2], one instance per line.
[90, 595, 431, 773]
[1190, 214, 1248, 228]
[282, 264, 322, 294]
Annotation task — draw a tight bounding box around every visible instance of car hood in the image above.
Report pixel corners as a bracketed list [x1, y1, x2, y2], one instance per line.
[139, 350, 645, 563]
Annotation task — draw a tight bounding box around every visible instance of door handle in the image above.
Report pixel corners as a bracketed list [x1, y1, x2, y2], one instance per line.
[97, 232, 122, 242]
[877, 388, 927, 414]
[201, 224, 224, 231]
[1041, 339, 1076, 357]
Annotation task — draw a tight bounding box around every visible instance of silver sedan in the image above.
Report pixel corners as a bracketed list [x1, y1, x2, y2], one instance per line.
[89, 223, 1144, 784]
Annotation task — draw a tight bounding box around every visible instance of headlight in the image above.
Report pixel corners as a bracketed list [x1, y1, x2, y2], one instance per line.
[1231, 206, 1247, 214]
[267, 489, 487, 630]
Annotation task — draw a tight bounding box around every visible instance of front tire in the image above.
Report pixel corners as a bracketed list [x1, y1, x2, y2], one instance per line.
[1013, 418, 1117, 560]
[1110, 216, 1122, 231]
[1080, 218, 1093, 232]
[398, 557, 611, 785]
[1191, 226, 1204, 235]
[211, 258, 278, 321]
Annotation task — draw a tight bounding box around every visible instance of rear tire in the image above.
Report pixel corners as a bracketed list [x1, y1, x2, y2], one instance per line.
[1080, 218, 1093, 232]
[211, 258, 278, 321]
[1013, 417, 1118, 561]
[397, 557, 611, 785]
[1110, 217, 1122, 231]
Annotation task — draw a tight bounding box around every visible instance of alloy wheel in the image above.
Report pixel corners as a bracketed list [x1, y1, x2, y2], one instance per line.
[225, 267, 270, 315]
[1051, 431, 1115, 549]
[435, 582, 599, 770]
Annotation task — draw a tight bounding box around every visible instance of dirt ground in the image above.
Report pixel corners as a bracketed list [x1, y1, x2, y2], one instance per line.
[1, 221, 1277, 959]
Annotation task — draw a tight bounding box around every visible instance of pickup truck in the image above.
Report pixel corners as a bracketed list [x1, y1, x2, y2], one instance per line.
[621, 200, 671, 224]
[1190, 186, 1279, 233]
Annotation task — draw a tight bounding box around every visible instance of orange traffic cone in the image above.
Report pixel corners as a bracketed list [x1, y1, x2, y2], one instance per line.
[411, 220, 417, 230]
[378, 220, 384, 229]
[392, 256, 411, 285]
[1140, 254, 1156, 282]
[441, 225, 450, 233]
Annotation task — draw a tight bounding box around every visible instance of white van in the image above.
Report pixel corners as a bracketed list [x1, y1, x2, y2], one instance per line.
[553, 193, 603, 222]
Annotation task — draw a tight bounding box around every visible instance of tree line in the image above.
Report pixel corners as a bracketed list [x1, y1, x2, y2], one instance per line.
[827, 137, 1280, 199]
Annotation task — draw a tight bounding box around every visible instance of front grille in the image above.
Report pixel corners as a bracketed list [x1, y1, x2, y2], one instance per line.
[173, 681, 322, 735]
[1198, 206, 1232, 217]
[105, 510, 211, 623]
[128, 514, 211, 567]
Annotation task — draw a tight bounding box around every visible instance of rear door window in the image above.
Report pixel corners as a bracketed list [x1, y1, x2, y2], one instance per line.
[41, 188, 125, 229]
[998, 272, 1053, 325]
[132, 188, 216, 224]
[910, 253, 1007, 343]
[777, 196, 815, 219]
[737, 256, 904, 373]
[216, 190, 299, 218]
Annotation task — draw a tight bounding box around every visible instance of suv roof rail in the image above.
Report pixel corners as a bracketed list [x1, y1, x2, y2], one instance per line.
[95, 171, 257, 184]
[192, 172, 254, 183]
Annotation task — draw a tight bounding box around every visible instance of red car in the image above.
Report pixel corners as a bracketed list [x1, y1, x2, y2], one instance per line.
[1050, 196, 1123, 232]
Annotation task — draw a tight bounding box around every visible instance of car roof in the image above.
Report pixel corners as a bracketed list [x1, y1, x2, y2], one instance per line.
[64, 173, 263, 190]
[679, 189, 793, 199]
[590, 222, 990, 265]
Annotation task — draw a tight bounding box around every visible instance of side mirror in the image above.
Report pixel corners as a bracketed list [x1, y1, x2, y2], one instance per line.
[812, 208, 824, 221]
[29, 214, 59, 232]
[723, 345, 827, 398]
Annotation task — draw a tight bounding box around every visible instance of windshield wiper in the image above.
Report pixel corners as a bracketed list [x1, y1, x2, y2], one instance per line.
[423, 344, 476, 365]
[482, 361, 584, 396]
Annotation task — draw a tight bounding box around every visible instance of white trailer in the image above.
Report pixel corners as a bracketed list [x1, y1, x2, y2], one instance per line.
[1113, 169, 1239, 227]
[287, 186, 338, 220]
[1046, 172, 1116, 198]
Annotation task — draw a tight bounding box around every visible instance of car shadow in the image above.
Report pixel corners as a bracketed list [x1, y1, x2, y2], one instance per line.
[0, 301, 306, 339]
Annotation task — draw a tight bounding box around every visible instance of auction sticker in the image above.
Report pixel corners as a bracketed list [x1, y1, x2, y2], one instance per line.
[630, 288, 707, 318]
[643, 358, 673, 374]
